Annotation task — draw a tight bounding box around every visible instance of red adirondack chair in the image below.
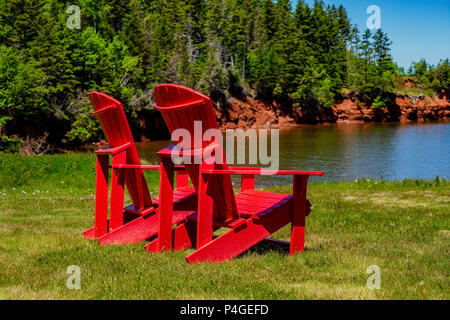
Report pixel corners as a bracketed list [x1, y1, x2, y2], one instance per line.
[147, 84, 323, 263]
[83, 92, 197, 245]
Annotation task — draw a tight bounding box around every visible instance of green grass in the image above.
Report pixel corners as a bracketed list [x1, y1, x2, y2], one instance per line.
[0, 153, 448, 300]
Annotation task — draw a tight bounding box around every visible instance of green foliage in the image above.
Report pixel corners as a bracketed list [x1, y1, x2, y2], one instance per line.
[409, 58, 450, 93]
[433, 60, 450, 91]
[372, 95, 386, 109]
[312, 77, 335, 108]
[0, 0, 447, 153]
[0, 45, 49, 122]
[65, 95, 102, 144]
[345, 27, 397, 107]
[0, 135, 23, 153]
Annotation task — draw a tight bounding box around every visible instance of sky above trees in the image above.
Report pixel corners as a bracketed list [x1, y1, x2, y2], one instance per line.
[300, 0, 450, 69]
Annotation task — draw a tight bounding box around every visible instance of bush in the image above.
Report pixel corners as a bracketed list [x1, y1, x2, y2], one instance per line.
[0, 135, 22, 153]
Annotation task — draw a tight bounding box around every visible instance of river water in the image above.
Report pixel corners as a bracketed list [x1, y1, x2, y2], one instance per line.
[136, 121, 449, 185]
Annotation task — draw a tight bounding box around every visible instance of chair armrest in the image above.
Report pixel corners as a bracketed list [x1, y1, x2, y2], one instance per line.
[111, 164, 187, 172]
[112, 164, 161, 170]
[201, 167, 324, 176]
[156, 143, 219, 158]
[95, 143, 132, 155]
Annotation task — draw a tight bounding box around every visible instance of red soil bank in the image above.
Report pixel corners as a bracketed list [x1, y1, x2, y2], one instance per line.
[217, 92, 450, 129]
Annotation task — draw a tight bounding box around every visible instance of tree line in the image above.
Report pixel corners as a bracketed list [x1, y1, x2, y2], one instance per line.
[0, 0, 449, 153]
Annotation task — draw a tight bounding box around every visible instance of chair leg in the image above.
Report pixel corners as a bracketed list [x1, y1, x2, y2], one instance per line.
[196, 162, 214, 249]
[290, 175, 309, 255]
[110, 152, 127, 231]
[94, 155, 110, 238]
[157, 158, 174, 252]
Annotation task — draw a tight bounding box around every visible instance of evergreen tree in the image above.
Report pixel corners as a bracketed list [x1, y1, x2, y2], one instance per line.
[0, 0, 446, 152]
[359, 29, 373, 83]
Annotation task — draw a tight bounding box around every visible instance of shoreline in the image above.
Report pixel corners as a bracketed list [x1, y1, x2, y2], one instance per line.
[278, 117, 450, 128]
[18, 93, 450, 155]
[216, 94, 450, 130]
[87, 108, 449, 154]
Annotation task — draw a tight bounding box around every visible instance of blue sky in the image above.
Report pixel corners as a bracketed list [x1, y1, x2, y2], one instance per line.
[293, 0, 450, 69]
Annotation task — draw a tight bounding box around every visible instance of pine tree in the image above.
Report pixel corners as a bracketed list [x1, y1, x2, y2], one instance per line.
[433, 59, 450, 91]
[359, 29, 373, 82]
[372, 29, 394, 73]
[372, 29, 394, 92]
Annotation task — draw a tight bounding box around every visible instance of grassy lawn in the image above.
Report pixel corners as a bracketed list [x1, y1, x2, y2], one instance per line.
[0, 153, 448, 300]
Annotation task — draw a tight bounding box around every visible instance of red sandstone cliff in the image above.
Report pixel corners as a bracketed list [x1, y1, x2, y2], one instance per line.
[216, 92, 450, 129]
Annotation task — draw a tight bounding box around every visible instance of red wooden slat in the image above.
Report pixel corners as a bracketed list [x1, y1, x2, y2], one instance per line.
[235, 199, 290, 211]
[237, 190, 292, 200]
[102, 111, 122, 146]
[99, 209, 195, 245]
[112, 108, 128, 145]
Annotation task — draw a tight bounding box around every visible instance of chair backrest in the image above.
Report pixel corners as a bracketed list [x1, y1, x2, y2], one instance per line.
[153, 84, 238, 223]
[89, 92, 152, 210]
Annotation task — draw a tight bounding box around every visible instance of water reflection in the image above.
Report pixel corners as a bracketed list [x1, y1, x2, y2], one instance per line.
[136, 121, 449, 185]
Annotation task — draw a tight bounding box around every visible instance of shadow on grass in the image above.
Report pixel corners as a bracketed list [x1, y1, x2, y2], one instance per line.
[236, 240, 320, 260]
